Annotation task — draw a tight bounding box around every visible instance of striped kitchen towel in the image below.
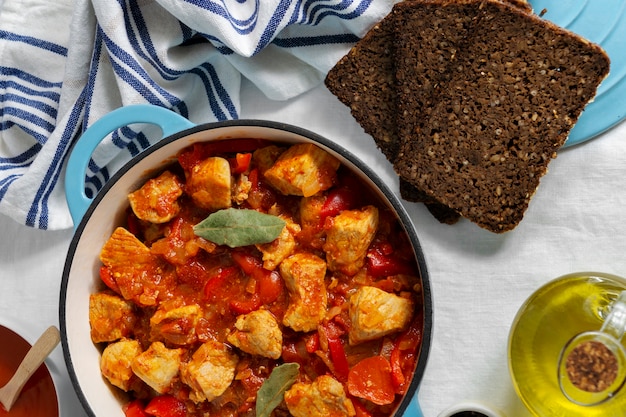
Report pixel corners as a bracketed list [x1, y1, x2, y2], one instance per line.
[0, 0, 395, 229]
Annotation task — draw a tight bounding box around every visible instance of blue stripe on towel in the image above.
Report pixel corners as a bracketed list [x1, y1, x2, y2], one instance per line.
[119, 1, 193, 116]
[255, 0, 292, 54]
[0, 69, 60, 142]
[82, 31, 102, 130]
[0, 30, 68, 57]
[0, 143, 41, 167]
[0, 76, 61, 102]
[298, 0, 372, 25]
[99, 27, 184, 108]
[0, 120, 49, 145]
[85, 167, 108, 199]
[0, 175, 20, 201]
[1, 108, 56, 143]
[135, 131, 151, 150]
[25, 91, 86, 228]
[122, 1, 236, 119]
[190, 63, 238, 120]
[0, 93, 58, 120]
[181, 0, 259, 34]
[0, 66, 63, 90]
[123, 1, 186, 82]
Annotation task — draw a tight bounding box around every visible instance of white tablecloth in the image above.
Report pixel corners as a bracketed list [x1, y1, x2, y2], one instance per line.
[1, 79, 626, 417]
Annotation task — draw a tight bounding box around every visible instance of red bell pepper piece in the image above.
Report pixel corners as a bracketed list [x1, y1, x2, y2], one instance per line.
[347, 356, 396, 405]
[390, 317, 423, 392]
[177, 143, 206, 172]
[281, 341, 304, 365]
[178, 139, 268, 172]
[320, 186, 359, 221]
[390, 343, 405, 391]
[321, 320, 345, 340]
[231, 251, 283, 304]
[203, 266, 239, 300]
[248, 168, 260, 190]
[366, 246, 415, 278]
[396, 316, 423, 351]
[144, 395, 186, 417]
[305, 332, 320, 354]
[99, 266, 120, 294]
[373, 241, 394, 256]
[229, 152, 252, 174]
[351, 398, 374, 417]
[327, 337, 350, 382]
[229, 293, 262, 315]
[231, 250, 260, 275]
[123, 400, 148, 417]
[256, 270, 283, 304]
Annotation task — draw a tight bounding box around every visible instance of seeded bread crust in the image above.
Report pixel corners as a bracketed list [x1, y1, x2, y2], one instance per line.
[393, 0, 610, 232]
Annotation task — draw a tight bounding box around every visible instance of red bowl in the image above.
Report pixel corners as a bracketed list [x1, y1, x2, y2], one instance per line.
[0, 322, 59, 417]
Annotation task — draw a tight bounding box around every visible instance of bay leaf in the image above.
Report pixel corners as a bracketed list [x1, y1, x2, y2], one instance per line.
[256, 363, 300, 417]
[193, 208, 286, 248]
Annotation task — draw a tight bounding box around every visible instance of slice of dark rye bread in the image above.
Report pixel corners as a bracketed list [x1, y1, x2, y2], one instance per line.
[324, 0, 532, 160]
[324, 0, 532, 225]
[326, 0, 609, 232]
[392, 0, 610, 232]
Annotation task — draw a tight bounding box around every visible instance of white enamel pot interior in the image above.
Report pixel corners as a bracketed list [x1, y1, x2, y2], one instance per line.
[59, 104, 432, 417]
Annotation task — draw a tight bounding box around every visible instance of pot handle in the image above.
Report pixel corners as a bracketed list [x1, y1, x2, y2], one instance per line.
[65, 104, 195, 227]
[406, 394, 424, 417]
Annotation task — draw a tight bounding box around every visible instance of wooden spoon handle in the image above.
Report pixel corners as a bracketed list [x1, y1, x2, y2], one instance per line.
[0, 326, 60, 411]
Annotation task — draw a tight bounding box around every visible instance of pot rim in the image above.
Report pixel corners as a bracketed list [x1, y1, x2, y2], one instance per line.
[59, 118, 433, 417]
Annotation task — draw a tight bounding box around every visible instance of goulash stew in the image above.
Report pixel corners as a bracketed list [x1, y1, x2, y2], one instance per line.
[89, 139, 424, 417]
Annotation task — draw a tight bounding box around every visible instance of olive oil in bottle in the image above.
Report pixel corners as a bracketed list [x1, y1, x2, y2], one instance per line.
[508, 272, 626, 416]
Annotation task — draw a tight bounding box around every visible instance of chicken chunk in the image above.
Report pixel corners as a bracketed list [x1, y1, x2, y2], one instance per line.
[252, 145, 285, 173]
[181, 341, 239, 403]
[100, 227, 169, 306]
[100, 338, 142, 391]
[280, 253, 327, 332]
[256, 217, 301, 270]
[264, 143, 340, 197]
[185, 156, 232, 211]
[100, 227, 155, 269]
[150, 304, 202, 345]
[227, 309, 282, 359]
[89, 292, 136, 343]
[284, 375, 355, 417]
[128, 170, 183, 223]
[131, 341, 183, 394]
[323, 206, 378, 276]
[348, 286, 414, 345]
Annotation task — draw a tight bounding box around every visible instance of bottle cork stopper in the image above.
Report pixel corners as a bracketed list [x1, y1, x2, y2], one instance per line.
[565, 340, 618, 392]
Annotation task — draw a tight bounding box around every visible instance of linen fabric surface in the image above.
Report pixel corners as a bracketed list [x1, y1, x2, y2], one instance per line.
[0, 0, 395, 230]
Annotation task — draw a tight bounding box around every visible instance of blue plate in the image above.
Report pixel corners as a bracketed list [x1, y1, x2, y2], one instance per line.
[529, 0, 626, 147]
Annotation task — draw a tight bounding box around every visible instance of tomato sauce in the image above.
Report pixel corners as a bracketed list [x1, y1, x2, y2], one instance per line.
[0, 326, 58, 417]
